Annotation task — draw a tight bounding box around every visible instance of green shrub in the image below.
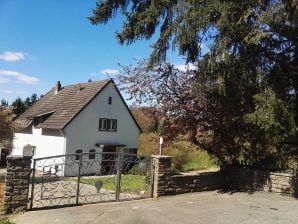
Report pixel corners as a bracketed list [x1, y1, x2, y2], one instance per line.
[0, 219, 15, 224]
[138, 133, 159, 155]
[138, 133, 217, 172]
[164, 141, 193, 171]
[164, 141, 217, 172]
[182, 151, 217, 172]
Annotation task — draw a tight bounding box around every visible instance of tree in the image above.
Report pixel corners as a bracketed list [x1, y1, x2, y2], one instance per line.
[119, 60, 200, 141]
[11, 97, 26, 118]
[24, 93, 38, 109]
[12, 93, 39, 118]
[1, 99, 8, 107]
[130, 106, 161, 133]
[90, 1, 298, 168]
[0, 106, 13, 144]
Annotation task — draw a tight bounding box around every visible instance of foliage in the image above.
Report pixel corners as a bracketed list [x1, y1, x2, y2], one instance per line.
[137, 133, 160, 155]
[164, 141, 216, 172]
[90, 0, 298, 169]
[0, 93, 40, 149]
[0, 220, 14, 224]
[119, 60, 200, 143]
[0, 100, 8, 107]
[11, 97, 26, 118]
[24, 93, 38, 109]
[0, 106, 13, 144]
[130, 107, 161, 133]
[11, 93, 40, 118]
[182, 151, 217, 172]
[138, 133, 216, 172]
[164, 141, 194, 172]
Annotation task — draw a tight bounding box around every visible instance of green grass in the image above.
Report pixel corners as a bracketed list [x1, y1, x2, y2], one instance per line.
[80, 175, 148, 193]
[0, 219, 15, 224]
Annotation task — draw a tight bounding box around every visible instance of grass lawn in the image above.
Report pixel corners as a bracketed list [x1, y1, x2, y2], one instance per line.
[79, 175, 149, 193]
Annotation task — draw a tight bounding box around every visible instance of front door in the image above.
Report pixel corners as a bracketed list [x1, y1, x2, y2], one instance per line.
[102, 146, 117, 175]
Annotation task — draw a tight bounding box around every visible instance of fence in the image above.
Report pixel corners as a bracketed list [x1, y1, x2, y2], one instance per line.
[3, 155, 298, 214]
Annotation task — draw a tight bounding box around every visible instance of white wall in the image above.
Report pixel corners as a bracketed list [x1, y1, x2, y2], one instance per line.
[12, 127, 65, 159]
[63, 82, 140, 155]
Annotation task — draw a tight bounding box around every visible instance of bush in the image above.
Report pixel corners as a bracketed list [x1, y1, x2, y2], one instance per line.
[0, 219, 15, 224]
[138, 133, 217, 172]
[138, 133, 159, 155]
[164, 141, 193, 171]
[182, 151, 217, 172]
[164, 141, 217, 172]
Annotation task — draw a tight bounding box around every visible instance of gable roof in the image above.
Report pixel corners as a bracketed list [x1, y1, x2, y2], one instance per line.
[16, 79, 141, 131]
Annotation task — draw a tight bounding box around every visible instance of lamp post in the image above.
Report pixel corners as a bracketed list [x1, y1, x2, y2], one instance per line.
[159, 136, 164, 155]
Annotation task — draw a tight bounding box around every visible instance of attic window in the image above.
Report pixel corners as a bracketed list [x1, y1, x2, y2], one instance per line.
[108, 97, 112, 105]
[33, 111, 54, 127]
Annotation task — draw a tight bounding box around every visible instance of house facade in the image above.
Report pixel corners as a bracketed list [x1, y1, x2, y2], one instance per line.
[12, 79, 141, 175]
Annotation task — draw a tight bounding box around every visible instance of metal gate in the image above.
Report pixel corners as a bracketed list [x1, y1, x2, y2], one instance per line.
[29, 152, 153, 209]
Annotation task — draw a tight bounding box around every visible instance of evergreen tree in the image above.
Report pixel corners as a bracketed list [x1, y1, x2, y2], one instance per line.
[11, 97, 26, 118]
[90, 0, 298, 168]
[1, 99, 8, 107]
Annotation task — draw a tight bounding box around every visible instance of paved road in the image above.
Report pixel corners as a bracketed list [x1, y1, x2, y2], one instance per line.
[11, 191, 298, 224]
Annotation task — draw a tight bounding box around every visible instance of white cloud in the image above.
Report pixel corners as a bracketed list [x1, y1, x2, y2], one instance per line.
[0, 89, 13, 94]
[0, 77, 11, 83]
[0, 70, 39, 85]
[174, 63, 197, 72]
[89, 72, 97, 77]
[0, 51, 26, 62]
[101, 69, 120, 75]
[0, 89, 26, 95]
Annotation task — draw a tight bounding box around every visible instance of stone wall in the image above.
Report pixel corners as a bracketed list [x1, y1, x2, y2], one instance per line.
[3, 156, 32, 214]
[223, 166, 298, 197]
[152, 156, 297, 198]
[152, 155, 172, 197]
[152, 155, 227, 197]
[168, 172, 227, 194]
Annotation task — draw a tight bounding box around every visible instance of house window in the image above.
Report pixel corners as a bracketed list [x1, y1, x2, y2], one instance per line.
[75, 149, 82, 160]
[108, 97, 112, 105]
[89, 149, 95, 160]
[98, 118, 117, 131]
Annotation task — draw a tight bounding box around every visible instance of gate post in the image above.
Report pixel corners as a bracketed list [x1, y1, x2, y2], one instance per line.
[76, 154, 82, 205]
[3, 155, 32, 214]
[152, 155, 172, 197]
[115, 153, 123, 202]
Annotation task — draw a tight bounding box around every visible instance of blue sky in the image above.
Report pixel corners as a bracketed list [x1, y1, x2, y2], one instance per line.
[0, 0, 187, 103]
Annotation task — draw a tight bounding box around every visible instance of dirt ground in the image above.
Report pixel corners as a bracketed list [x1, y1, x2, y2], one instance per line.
[0, 182, 4, 204]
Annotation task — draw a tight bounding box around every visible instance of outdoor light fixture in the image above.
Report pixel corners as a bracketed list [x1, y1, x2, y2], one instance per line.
[159, 136, 164, 155]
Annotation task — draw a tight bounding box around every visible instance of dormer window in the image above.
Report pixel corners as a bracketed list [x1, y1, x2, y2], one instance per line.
[108, 97, 112, 105]
[33, 111, 54, 127]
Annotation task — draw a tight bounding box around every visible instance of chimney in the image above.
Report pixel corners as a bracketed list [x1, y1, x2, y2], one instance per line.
[55, 81, 61, 94]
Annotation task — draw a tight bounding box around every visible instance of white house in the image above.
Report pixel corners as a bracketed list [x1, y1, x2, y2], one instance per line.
[12, 79, 141, 175]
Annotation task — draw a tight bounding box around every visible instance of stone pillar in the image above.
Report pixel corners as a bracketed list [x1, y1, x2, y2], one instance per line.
[4, 155, 32, 214]
[152, 155, 172, 197]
